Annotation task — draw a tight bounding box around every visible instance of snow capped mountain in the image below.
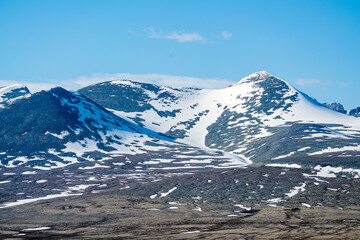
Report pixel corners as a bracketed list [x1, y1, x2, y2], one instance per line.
[80, 71, 360, 163]
[1, 72, 360, 212]
[0, 84, 30, 109]
[0, 71, 359, 169]
[0, 87, 247, 169]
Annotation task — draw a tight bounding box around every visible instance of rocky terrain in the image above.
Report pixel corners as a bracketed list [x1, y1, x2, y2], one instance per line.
[1, 166, 360, 239]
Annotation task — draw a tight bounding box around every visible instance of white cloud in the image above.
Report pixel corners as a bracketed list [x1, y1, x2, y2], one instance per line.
[145, 27, 205, 43]
[221, 31, 232, 39]
[0, 73, 235, 93]
[294, 78, 329, 86]
[74, 73, 233, 89]
[0, 80, 58, 93]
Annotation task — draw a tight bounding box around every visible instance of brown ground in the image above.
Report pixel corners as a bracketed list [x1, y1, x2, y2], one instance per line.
[1, 193, 360, 239]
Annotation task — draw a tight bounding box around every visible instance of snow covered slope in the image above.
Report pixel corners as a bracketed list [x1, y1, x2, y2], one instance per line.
[0, 87, 248, 169]
[0, 84, 30, 109]
[79, 71, 360, 163]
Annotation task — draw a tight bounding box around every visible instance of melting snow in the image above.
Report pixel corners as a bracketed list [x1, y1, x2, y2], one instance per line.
[181, 230, 201, 234]
[78, 163, 110, 169]
[192, 207, 202, 212]
[266, 163, 301, 169]
[36, 180, 47, 184]
[160, 187, 177, 197]
[234, 204, 251, 211]
[285, 183, 306, 198]
[21, 227, 51, 231]
[267, 198, 283, 203]
[22, 171, 37, 175]
[302, 203, 311, 208]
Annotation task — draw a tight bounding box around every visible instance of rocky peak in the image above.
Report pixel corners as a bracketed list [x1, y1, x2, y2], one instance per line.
[322, 102, 347, 114]
[232, 71, 285, 87]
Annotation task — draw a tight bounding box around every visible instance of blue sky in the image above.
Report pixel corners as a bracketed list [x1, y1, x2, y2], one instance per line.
[1, 0, 360, 109]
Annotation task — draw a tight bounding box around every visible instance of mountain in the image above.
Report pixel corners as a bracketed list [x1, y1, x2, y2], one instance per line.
[0, 84, 30, 109]
[349, 107, 360, 117]
[0, 87, 247, 169]
[322, 102, 347, 114]
[79, 71, 360, 164]
[1, 73, 360, 238]
[321, 102, 360, 117]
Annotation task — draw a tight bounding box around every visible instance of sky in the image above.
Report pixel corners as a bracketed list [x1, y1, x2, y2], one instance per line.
[0, 0, 360, 109]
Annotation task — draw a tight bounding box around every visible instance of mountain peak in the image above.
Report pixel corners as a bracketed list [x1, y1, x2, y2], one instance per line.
[0, 84, 29, 94]
[0, 84, 31, 108]
[230, 71, 276, 87]
[243, 70, 273, 81]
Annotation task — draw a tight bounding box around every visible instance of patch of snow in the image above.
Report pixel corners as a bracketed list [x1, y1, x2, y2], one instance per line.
[78, 163, 110, 169]
[22, 171, 37, 175]
[45, 131, 70, 139]
[267, 198, 283, 203]
[266, 163, 301, 169]
[234, 204, 251, 211]
[181, 230, 201, 234]
[285, 183, 306, 198]
[193, 207, 202, 211]
[168, 201, 186, 205]
[21, 227, 51, 231]
[309, 145, 360, 156]
[0, 191, 82, 209]
[36, 180, 47, 184]
[113, 162, 125, 166]
[160, 187, 177, 197]
[302, 203, 311, 208]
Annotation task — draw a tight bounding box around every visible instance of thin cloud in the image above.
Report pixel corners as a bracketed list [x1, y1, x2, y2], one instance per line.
[294, 78, 329, 86]
[0, 73, 234, 93]
[221, 31, 232, 39]
[145, 27, 205, 43]
[339, 81, 351, 87]
[74, 73, 233, 89]
[0, 80, 58, 93]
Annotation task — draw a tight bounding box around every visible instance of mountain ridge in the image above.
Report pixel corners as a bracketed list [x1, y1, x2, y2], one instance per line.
[0, 84, 31, 109]
[0, 86, 248, 169]
[79, 71, 360, 163]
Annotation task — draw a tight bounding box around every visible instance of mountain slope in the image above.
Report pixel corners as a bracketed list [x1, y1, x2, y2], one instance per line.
[79, 71, 360, 163]
[0, 84, 30, 109]
[0, 87, 248, 169]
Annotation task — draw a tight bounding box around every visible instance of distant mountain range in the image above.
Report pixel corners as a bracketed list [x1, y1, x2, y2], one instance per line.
[1, 71, 360, 169]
